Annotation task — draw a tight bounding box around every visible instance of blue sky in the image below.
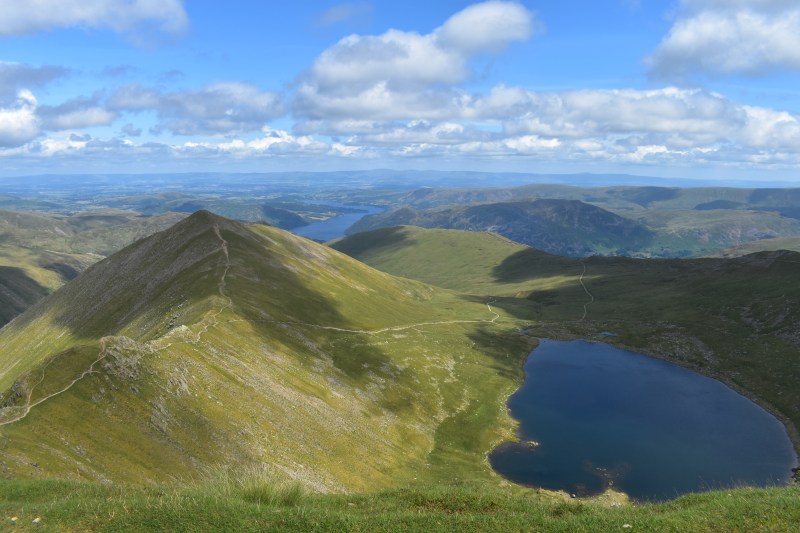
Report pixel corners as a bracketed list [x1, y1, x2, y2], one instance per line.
[2, 0, 800, 181]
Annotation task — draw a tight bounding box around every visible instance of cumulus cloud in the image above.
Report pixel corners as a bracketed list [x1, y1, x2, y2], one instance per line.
[39, 96, 118, 130]
[181, 128, 330, 157]
[0, 90, 40, 147]
[648, 0, 800, 78]
[108, 82, 283, 135]
[296, 1, 534, 119]
[6, 1, 800, 172]
[435, 1, 535, 54]
[8, 76, 800, 170]
[0, 0, 188, 37]
[292, 84, 800, 167]
[0, 62, 68, 101]
[1, 127, 346, 164]
[495, 87, 743, 142]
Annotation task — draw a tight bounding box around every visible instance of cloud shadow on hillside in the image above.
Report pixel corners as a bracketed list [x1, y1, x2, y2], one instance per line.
[331, 225, 411, 256]
[491, 248, 578, 284]
[0, 266, 49, 326]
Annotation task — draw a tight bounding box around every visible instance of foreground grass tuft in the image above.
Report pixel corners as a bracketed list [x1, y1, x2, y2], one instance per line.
[1, 479, 798, 532]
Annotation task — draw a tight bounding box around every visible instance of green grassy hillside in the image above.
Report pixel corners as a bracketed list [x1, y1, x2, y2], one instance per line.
[1, 215, 798, 530]
[331, 226, 572, 296]
[0, 212, 534, 492]
[333, 226, 800, 455]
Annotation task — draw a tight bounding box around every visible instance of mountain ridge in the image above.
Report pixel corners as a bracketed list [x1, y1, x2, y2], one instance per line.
[0, 211, 531, 492]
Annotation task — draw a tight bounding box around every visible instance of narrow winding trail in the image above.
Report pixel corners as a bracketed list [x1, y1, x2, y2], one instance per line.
[578, 261, 594, 321]
[197, 224, 234, 333]
[0, 338, 110, 426]
[0, 225, 234, 427]
[231, 299, 501, 335]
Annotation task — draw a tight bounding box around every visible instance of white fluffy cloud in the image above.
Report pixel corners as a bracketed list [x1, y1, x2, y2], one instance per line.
[0, 90, 40, 147]
[290, 85, 800, 167]
[649, 0, 800, 78]
[0, 0, 188, 37]
[108, 82, 283, 135]
[0, 62, 68, 101]
[435, 1, 534, 54]
[6, 76, 800, 169]
[296, 1, 534, 119]
[5, 1, 800, 173]
[39, 96, 118, 130]
[181, 128, 330, 157]
[495, 87, 742, 141]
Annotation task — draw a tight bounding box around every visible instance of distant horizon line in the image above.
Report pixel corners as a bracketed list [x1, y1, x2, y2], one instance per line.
[2, 169, 800, 188]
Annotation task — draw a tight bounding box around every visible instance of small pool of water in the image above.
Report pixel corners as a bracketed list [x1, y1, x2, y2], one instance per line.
[488, 340, 797, 501]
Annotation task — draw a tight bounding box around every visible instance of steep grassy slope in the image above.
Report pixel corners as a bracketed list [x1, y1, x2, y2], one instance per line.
[331, 226, 575, 297]
[0, 212, 532, 491]
[0, 245, 96, 327]
[333, 227, 800, 454]
[348, 199, 652, 257]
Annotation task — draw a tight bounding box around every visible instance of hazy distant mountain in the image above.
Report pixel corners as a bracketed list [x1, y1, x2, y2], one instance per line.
[347, 198, 653, 257]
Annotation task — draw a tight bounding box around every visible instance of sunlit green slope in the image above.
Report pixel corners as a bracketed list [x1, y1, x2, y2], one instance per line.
[0, 212, 532, 491]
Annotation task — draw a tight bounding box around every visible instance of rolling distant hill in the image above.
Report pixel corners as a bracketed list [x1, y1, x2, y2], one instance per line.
[348, 194, 800, 257]
[348, 199, 653, 257]
[398, 184, 800, 213]
[388, 185, 800, 257]
[100, 193, 309, 228]
[0, 208, 186, 256]
[0, 211, 531, 491]
[713, 236, 800, 257]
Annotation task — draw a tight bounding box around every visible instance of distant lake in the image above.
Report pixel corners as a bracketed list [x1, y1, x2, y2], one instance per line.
[292, 203, 384, 242]
[489, 340, 798, 501]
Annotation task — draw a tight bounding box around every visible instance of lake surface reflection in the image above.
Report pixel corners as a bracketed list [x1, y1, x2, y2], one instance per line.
[489, 340, 798, 501]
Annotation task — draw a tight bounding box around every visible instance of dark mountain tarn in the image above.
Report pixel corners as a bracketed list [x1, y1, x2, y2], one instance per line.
[489, 340, 798, 501]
